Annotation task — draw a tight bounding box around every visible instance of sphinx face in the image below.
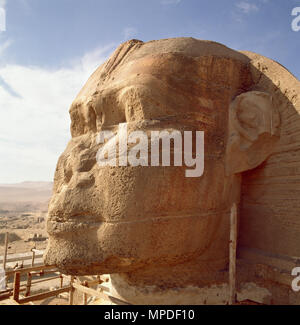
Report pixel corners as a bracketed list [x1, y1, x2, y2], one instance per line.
[44, 51, 241, 275]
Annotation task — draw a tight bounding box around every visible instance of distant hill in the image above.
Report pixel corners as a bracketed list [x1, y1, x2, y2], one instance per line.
[0, 181, 53, 213]
[0, 181, 53, 191]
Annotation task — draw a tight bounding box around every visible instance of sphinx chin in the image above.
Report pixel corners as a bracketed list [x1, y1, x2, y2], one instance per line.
[44, 237, 141, 275]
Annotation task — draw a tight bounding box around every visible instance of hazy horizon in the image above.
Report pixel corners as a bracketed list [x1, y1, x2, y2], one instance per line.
[0, 180, 53, 185]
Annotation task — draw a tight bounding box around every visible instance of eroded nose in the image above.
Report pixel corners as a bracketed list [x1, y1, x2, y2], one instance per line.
[76, 151, 96, 173]
[48, 171, 96, 223]
[75, 172, 95, 188]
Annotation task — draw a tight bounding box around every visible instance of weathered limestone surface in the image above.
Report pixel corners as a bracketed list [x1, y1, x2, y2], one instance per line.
[44, 38, 300, 304]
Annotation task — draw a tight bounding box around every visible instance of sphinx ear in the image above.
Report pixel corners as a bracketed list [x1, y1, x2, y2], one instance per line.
[225, 91, 280, 176]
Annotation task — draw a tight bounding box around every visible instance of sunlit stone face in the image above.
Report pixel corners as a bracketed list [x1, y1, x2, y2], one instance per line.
[44, 40, 251, 275]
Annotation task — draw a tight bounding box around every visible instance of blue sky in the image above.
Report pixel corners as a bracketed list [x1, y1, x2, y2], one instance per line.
[0, 0, 299, 183]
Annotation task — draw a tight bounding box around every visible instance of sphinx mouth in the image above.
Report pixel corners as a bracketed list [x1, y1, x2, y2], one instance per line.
[47, 217, 103, 235]
[47, 209, 229, 236]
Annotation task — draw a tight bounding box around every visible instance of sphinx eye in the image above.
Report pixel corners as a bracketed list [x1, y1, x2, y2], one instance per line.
[94, 92, 126, 127]
[63, 157, 73, 184]
[70, 105, 85, 137]
[85, 104, 97, 132]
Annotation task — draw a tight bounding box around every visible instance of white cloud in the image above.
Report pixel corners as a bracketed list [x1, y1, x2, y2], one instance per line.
[0, 0, 6, 8]
[0, 39, 11, 55]
[122, 27, 138, 40]
[0, 44, 115, 183]
[236, 1, 259, 14]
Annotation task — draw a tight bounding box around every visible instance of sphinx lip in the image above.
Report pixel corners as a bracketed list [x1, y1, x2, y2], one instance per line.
[47, 209, 230, 236]
[47, 218, 103, 235]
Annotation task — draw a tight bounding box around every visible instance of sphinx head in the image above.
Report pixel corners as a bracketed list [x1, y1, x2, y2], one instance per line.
[44, 38, 281, 279]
